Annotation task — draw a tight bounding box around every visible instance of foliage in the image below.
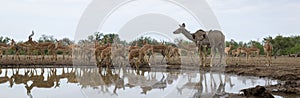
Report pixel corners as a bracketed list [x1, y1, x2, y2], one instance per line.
[1, 33, 300, 56]
[78, 32, 128, 46]
[38, 34, 56, 42]
[0, 36, 11, 44]
[59, 38, 74, 46]
[224, 35, 300, 56]
[129, 36, 158, 47]
[271, 35, 300, 55]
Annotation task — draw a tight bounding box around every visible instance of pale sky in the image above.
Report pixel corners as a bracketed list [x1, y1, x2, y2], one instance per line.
[0, 0, 299, 42]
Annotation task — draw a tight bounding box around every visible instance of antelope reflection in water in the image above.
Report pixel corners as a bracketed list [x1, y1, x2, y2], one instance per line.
[25, 69, 58, 97]
[141, 74, 167, 94]
[76, 67, 170, 95]
[123, 68, 168, 94]
[0, 68, 13, 87]
[0, 67, 275, 98]
[12, 68, 30, 85]
[176, 71, 235, 98]
[76, 67, 125, 95]
[25, 68, 79, 97]
[0, 68, 79, 98]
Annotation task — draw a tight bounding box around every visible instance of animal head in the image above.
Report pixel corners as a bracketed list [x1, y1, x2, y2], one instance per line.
[173, 23, 187, 34]
[54, 40, 61, 49]
[263, 37, 272, 44]
[265, 39, 271, 43]
[10, 39, 16, 46]
[142, 40, 150, 46]
[193, 29, 207, 41]
[24, 37, 37, 45]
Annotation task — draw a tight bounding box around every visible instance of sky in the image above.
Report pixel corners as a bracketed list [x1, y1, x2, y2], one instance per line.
[0, 0, 299, 42]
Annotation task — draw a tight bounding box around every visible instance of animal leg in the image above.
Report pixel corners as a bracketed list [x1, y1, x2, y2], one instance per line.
[210, 46, 216, 67]
[161, 55, 165, 63]
[190, 51, 194, 64]
[198, 47, 203, 67]
[217, 46, 224, 66]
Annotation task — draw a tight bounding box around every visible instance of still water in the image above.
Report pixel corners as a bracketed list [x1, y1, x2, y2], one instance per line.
[0, 67, 279, 98]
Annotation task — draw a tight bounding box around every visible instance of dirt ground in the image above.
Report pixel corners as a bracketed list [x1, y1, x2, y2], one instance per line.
[0, 55, 73, 66]
[225, 56, 300, 97]
[1, 55, 300, 97]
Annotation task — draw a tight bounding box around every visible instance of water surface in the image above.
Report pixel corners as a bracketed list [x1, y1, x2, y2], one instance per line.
[0, 67, 279, 98]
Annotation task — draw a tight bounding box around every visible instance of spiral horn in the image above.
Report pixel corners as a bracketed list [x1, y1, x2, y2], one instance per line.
[29, 30, 35, 39]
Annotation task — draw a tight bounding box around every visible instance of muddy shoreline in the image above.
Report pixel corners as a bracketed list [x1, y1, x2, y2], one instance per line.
[225, 65, 300, 97]
[224, 56, 300, 97]
[1, 55, 300, 97]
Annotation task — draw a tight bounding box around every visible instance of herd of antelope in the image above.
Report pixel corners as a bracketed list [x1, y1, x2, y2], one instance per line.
[0, 31, 72, 61]
[224, 39, 273, 66]
[0, 31, 181, 68]
[0, 31, 273, 67]
[94, 39, 181, 69]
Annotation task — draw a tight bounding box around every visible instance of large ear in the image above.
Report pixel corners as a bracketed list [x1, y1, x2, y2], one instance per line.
[182, 23, 185, 27]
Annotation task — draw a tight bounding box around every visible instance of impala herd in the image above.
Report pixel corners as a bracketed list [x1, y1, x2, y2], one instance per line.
[0, 32, 72, 62]
[0, 32, 182, 68]
[0, 31, 273, 67]
[224, 39, 273, 66]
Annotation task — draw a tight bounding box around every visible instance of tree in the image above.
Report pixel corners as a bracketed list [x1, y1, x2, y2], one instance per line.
[0, 36, 11, 44]
[238, 41, 244, 47]
[77, 33, 123, 45]
[288, 44, 300, 54]
[128, 36, 160, 47]
[60, 38, 74, 46]
[103, 33, 120, 44]
[38, 34, 56, 42]
[94, 32, 103, 42]
[266, 35, 300, 55]
[87, 35, 94, 42]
